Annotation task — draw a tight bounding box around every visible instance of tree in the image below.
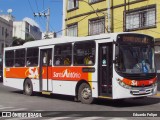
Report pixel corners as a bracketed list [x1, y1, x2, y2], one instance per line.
[12, 36, 35, 46]
[12, 37, 25, 46]
[25, 36, 35, 42]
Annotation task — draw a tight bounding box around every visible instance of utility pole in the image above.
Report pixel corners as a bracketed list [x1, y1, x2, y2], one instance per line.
[34, 8, 50, 39]
[46, 8, 50, 37]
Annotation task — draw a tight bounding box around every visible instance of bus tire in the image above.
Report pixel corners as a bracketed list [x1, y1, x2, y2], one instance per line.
[78, 83, 94, 104]
[23, 79, 33, 96]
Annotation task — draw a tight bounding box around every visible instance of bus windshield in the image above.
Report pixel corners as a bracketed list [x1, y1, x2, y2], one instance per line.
[118, 45, 155, 73]
[116, 34, 155, 74]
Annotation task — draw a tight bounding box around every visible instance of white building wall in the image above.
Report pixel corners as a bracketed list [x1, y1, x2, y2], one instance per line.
[13, 21, 26, 40]
[13, 21, 42, 40]
[0, 15, 13, 60]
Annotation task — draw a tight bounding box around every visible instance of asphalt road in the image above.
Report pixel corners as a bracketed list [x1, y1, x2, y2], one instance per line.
[0, 82, 160, 120]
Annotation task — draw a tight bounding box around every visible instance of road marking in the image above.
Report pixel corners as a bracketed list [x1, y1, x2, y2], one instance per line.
[33, 110, 44, 111]
[42, 112, 61, 117]
[0, 107, 14, 110]
[155, 93, 160, 97]
[46, 117, 72, 120]
[9, 108, 27, 111]
[6, 118, 37, 120]
[108, 118, 128, 120]
[75, 117, 104, 120]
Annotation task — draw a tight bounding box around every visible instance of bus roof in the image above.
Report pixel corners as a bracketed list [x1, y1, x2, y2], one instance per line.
[23, 33, 118, 46]
[4, 32, 152, 50]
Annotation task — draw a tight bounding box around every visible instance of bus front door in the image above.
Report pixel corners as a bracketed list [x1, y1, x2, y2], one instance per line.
[39, 49, 52, 92]
[98, 43, 113, 97]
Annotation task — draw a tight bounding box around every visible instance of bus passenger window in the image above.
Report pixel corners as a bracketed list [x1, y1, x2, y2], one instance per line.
[74, 41, 95, 66]
[54, 43, 72, 66]
[5, 50, 14, 67]
[26, 47, 39, 66]
[15, 49, 25, 67]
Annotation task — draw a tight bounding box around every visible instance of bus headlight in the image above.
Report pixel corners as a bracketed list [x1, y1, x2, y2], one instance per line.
[117, 78, 131, 89]
[152, 82, 157, 87]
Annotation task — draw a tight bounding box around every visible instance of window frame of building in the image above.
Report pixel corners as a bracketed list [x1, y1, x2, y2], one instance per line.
[66, 23, 78, 37]
[124, 4, 156, 31]
[54, 43, 72, 66]
[5, 50, 14, 67]
[89, 17, 105, 36]
[67, 0, 79, 12]
[5, 28, 8, 38]
[88, 0, 105, 4]
[2, 27, 4, 36]
[73, 41, 96, 66]
[26, 47, 39, 67]
[15, 49, 25, 67]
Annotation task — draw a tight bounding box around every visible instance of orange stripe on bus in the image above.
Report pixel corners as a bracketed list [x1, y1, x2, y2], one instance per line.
[5, 67, 91, 81]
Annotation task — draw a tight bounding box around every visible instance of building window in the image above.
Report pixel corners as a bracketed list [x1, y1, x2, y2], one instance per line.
[67, 23, 78, 36]
[74, 41, 95, 66]
[89, 18, 105, 36]
[125, 6, 156, 31]
[68, 0, 78, 10]
[26, 47, 39, 66]
[54, 43, 72, 66]
[15, 49, 25, 67]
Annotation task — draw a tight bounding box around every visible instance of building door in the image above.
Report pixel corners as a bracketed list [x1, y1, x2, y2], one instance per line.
[39, 48, 52, 91]
[98, 43, 113, 97]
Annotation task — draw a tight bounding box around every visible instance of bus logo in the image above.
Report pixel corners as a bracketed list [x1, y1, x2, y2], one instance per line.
[53, 69, 81, 79]
[25, 67, 39, 79]
[131, 80, 138, 86]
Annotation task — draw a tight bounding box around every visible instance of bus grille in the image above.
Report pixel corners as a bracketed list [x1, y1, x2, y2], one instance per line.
[130, 87, 153, 95]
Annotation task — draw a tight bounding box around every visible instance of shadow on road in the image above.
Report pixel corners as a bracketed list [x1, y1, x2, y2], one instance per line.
[94, 97, 160, 107]
[11, 90, 160, 108]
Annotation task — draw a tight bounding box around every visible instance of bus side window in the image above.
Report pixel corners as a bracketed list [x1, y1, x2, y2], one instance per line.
[74, 41, 95, 66]
[15, 49, 25, 67]
[5, 50, 14, 67]
[54, 43, 72, 66]
[26, 47, 39, 66]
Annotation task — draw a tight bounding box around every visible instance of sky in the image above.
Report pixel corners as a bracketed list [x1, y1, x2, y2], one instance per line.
[0, 0, 63, 35]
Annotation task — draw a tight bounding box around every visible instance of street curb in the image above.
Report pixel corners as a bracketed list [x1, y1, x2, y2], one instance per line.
[156, 92, 160, 97]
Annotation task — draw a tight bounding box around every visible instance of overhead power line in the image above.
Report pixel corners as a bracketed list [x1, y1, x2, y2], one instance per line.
[34, 8, 50, 38]
[27, 0, 34, 13]
[35, 0, 40, 12]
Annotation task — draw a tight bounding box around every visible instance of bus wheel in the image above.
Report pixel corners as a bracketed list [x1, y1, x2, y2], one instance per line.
[24, 79, 33, 96]
[78, 83, 94, 104]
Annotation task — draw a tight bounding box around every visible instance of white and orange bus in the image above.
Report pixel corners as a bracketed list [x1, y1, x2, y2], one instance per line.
[3, 32, 157, 104]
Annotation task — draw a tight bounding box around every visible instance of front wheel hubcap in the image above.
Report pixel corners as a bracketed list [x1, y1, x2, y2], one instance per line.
[26, 83, 31, 93]
[81, 88, 91, 99]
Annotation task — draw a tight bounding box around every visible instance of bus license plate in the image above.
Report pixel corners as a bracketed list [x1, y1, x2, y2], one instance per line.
[139, 89, 146, 94]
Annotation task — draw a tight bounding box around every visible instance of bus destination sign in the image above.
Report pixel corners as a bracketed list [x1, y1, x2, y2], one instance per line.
[122, 36, 149, 44]
[117, 34, 153, 45]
